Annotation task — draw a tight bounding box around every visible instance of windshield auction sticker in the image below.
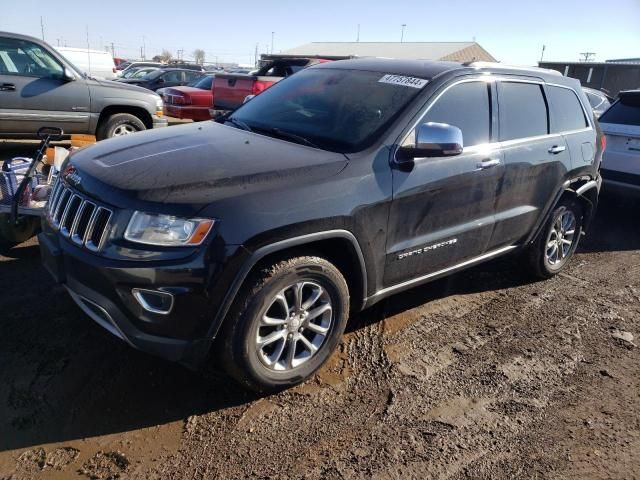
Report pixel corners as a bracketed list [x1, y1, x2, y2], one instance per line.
[378, 74, 429, 89]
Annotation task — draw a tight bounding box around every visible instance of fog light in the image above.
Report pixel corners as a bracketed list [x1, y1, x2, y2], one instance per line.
[132, 288, 174, 315]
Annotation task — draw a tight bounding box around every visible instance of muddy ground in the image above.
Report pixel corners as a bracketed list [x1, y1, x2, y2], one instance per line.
[0, 141, 639, 479]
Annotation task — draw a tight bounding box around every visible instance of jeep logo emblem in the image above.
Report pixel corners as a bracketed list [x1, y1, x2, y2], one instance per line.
[63, 164, 82, 187]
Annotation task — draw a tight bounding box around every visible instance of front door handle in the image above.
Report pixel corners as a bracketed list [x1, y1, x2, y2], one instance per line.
[476, 158, 501, 170]
[0, 83, 16, 92]
[548, 145, 566, 154]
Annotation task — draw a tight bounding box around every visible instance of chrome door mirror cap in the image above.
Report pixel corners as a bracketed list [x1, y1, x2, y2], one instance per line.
[415, 122, 464, 157]
[400, 122, 464, 160]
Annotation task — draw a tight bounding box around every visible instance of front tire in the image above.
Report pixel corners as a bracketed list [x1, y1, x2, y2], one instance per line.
[527, 199, 583, 279]
[219, 255, 350, 392]
[0, 214, 40, 254]
[96, 113, 146, 140]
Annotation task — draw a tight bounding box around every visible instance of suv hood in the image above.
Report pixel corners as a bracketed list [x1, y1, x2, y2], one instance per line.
[89, 77, 156, 95]
[70, 122, 348, 206]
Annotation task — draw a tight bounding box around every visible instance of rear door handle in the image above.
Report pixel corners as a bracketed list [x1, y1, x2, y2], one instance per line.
[548, 145, 566, 154]
[476, 158, 501, 170]
[0, 83, 16, 92]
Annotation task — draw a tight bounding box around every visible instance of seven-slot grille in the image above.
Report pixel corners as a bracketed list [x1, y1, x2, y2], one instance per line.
[46, 177, 113, 252]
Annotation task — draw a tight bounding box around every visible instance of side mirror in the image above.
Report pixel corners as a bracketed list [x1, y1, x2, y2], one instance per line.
[157, 78, 165, 84]
[63, 68, 76, 81]
[401, 122, 464, 159]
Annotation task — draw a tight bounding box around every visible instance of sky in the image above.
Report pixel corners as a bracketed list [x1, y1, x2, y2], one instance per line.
[2, 0, 640, 66]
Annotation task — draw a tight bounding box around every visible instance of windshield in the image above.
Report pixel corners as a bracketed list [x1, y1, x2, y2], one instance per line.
[189, 75, 213, 89]
[229, 68, 425, 153]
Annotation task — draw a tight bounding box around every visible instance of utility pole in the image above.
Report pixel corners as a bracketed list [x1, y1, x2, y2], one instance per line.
[111, 42, 115, 58]
[579, 52, 595, 62]
[271, 31, 275, 55]
[40, 16, 44, 41]
[356, 24, 360, 42]
[540, 44, 546, 62]
[56, 38, 60, 46]
[254, 43, 259, 67]
[400, 24, 406, 43]
[142, 36, 146, 60]
[140, 46, 143, 60]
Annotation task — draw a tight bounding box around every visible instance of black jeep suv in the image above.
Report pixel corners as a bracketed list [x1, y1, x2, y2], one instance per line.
[39, 59, 603, 391]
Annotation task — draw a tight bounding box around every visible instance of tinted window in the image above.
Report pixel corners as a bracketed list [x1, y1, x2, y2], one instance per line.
[163, 71, 183, 82]
[185, 71, 201, 82]
[599, 96, 640, 126]
[420, 81, 491, 147]
[0, 37, 63, 78]
[231, 68, 425, 153]
[547, 86, 588, 132]
[500, 82, 548, 141]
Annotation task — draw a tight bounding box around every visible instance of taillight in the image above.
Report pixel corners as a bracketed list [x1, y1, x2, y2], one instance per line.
[601, 134, 607, 152]
[252, 80, 273, 96]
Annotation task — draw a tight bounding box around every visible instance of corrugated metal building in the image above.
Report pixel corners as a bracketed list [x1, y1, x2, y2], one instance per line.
[539, 61, 640, 96]
[280, 42, 496, 63]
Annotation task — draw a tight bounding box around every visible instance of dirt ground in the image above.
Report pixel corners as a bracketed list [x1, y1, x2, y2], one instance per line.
[0, 140, 639, 479]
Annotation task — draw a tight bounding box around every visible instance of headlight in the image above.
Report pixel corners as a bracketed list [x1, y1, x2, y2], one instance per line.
[124, 211, 214, 247]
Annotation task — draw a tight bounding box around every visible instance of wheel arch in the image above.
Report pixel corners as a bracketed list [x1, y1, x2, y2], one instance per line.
[527, 176, 600, 244]
[96, 105, 153, 132]
[206, 230, 368, 343]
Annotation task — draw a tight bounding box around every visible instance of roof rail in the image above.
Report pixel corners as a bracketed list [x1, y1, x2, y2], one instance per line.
[465, 61, 563, 76]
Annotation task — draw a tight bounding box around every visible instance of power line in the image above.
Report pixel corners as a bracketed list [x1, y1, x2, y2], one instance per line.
[579, 52, 596, 62]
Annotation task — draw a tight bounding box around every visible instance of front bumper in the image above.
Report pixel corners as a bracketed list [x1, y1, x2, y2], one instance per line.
[164, 105, 211, 121]
[38, 224, 230, 367]
[152, 116, 169, 128]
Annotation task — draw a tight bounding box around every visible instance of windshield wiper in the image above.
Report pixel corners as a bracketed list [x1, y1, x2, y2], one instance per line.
[226, 117, 253, 132]
[259, 127, 321, 149]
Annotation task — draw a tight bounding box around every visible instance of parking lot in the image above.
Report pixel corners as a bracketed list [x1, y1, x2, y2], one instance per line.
[0, 133, 638, 478]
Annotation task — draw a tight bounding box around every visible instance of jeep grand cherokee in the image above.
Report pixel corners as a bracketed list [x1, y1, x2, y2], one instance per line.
[39, 59, 604, 391]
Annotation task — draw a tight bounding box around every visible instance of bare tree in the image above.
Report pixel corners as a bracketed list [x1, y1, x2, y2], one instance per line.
[153, 49, 172, 63]
[193, 49, 206, 65]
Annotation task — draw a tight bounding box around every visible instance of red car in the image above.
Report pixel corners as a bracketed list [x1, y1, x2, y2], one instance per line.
[162, 75, 214, 121]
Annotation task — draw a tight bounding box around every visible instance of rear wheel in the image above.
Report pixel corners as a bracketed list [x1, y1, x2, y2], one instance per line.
[96, 113, 146, 140]
[526, 199, 583, 279]
[218, 255, 350, 392]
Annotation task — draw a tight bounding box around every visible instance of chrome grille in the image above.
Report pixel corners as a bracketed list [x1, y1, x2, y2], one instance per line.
[46, 177, 113, 252]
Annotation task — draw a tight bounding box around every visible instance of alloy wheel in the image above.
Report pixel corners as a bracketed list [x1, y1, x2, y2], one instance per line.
[256, 281, 333, 371]
[112, 124, 137, 136]
[545, 210, 577, 266]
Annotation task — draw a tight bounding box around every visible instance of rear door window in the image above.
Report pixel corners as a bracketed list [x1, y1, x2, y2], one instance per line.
[547, 85, 588, 132]
[599, 96, 640, 126]
[499, 82, 548, 141]
[417, 81, 492, 147]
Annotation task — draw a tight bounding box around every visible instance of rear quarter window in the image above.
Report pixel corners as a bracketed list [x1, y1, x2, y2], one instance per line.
[499, 82, 548, 141]
[547, 85, 588, 132]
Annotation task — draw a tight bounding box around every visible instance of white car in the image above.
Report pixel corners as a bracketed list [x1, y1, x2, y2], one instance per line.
[599, 90, 640, 196]
[54, 46, 117, 80]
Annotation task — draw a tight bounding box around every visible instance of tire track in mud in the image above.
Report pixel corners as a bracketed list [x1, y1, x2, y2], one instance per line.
[158, 250, 634, 480]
